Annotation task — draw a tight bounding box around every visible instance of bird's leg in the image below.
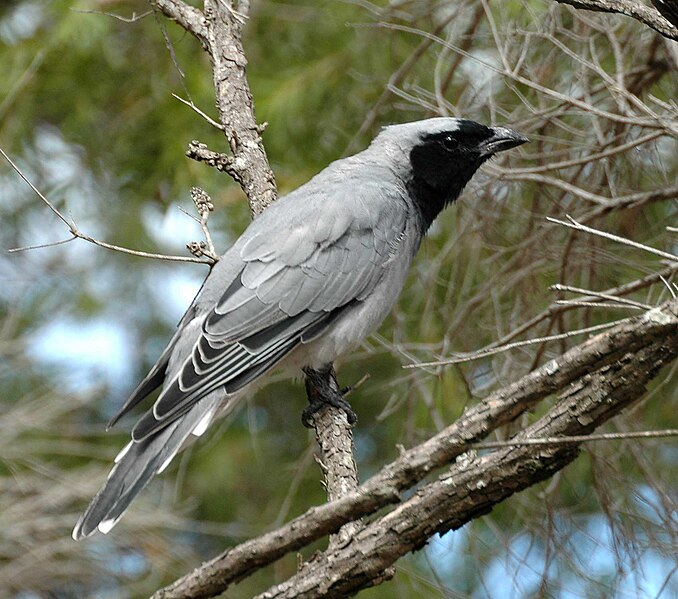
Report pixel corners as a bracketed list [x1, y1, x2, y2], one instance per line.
[301, 364, 358, 428]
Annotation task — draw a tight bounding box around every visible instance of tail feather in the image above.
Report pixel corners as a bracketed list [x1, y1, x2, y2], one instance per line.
[72, 396, 220, 540]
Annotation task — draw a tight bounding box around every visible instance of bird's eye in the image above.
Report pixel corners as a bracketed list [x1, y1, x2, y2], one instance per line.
[442, 135, 459, 151]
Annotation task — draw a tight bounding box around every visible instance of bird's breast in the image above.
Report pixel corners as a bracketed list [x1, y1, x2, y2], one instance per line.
[294, 224, 420, 370]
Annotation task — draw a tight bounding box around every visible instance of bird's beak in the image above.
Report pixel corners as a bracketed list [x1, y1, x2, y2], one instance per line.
[479, 127, 529, 157]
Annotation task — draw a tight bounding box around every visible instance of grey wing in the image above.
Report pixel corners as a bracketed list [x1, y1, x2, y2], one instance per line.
[130, 198, 409, 440]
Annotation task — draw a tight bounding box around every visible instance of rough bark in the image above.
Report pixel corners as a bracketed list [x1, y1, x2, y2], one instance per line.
[553, 0, 678, 40]
[303, 367, 363, 550]
[202, 0, 277, 216]
[152, 0, 277, 215]
[256, 331, 678, 598]
[151, 300, 678, 599]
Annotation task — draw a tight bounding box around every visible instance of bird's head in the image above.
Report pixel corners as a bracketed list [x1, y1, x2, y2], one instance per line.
[376, 117, 528, 229]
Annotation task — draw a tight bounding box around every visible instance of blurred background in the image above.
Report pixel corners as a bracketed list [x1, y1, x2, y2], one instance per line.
[1, 1, 676, 597]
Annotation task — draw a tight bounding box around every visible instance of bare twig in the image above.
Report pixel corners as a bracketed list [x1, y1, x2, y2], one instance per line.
[1, 148, 209, 264]
[507, 130, 664, 175]
[408, 319, 624, 368]
[0, 50, 45, 120]
[469, 428, 678, 449]
[554, 300, 645, 310]
[171, 94, 224, 130]
[71, 8, 153, 23]
[547, 215, 678, 262]
[8, 237, 76, 253]
[550, 283, 652, 309]
[465, 266, 678, 358]
[1, 148, 73, 229]
[659, 275, 678, 298]
[371, 22, 678, 133]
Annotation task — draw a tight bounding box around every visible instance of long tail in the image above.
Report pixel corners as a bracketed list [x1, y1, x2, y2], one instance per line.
[72, 396, 220, 540]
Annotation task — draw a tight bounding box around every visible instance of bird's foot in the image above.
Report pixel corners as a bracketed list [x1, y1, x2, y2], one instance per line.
[301, 393, 357, 428]
[302, 365, 358, 428]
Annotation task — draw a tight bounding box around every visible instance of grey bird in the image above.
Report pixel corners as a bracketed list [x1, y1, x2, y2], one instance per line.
[72, 117, 527, 540]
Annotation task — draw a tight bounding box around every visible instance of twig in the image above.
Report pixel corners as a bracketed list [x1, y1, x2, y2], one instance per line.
[8, 237, 76, 253]
[547, 215, 678, 262]
[550, 283, 652, 309]
[469, 428, 678, 449]
[171, 93, 224, 130]
[507, 130, 664, 174]
[659, 275, 677, 299]
[407, 320, 624, 368]
[553, 300, 645, 310]
[499, 172, 615, 205]
[578, 186, 678, 222]
[1, 147, 211, 264]
[370, 22, 678, 133]
[345, 5, 463, 154]
[0, 50, 46, 120]
[468, 265, 678, 357]
[71, 8, 153, 23]
[1, 148, 73, 229]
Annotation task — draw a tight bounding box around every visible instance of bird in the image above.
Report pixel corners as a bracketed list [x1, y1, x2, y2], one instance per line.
[72, 117, 527, 540]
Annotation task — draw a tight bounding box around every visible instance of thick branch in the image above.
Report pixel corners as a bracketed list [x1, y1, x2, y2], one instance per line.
[151, 0, 208, 44]
[202, 0, 277, 215]
[553, 0, 678, 40]
[153, 1, 276, 214]
[303, 367, 362, 550]
[151, 299, 678, 599]
[258, 331, 678, 598]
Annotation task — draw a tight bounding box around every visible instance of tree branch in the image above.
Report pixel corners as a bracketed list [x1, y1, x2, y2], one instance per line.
[151, 0, 208, 45]
[153, 0, 277, 215]
[202, 0, 277, 216]
[151, 299, 678, 599]
[303, 366, 363, 550]
[552, 0, 678, 41]
[256, 328, 678, 598]
[0, 148, 211, 264]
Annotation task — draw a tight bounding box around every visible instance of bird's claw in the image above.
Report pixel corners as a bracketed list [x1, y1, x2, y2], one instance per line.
[301, 392, 358, 428]
[302, 366, 358, 428]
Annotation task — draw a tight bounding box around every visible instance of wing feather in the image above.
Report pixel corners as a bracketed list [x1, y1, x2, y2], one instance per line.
[125, 189, 409, 441]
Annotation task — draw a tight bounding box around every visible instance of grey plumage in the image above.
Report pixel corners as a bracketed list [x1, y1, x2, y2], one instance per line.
[72, 117, 527, 540]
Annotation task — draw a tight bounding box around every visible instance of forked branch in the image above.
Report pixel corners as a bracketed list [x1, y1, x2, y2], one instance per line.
[152, 299, 678, 599]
